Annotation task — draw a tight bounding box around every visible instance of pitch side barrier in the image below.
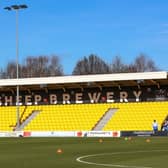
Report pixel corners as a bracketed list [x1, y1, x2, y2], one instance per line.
[0, 131, 121, 137]
[1, 131, 168, 137]
[121, 131, 168, 137]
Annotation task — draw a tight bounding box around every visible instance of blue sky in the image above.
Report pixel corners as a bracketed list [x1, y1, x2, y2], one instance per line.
[1, 0, 168, 74]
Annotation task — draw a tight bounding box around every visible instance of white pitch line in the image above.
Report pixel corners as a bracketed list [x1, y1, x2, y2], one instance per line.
[76, 149, 168, 168]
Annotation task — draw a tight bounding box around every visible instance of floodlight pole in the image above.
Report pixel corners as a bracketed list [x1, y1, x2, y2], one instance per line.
[15, 8, 20, 129]
[4, 4, 28, 130]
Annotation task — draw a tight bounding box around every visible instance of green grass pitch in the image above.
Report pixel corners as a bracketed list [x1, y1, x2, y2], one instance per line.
[0, 137, 168, 168]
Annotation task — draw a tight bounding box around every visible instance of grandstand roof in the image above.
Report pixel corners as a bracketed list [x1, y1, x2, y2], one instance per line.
[0, 71, 167, 91]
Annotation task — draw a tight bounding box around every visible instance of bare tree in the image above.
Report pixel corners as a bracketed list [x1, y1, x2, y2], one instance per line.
[132, 54, 158, 72]
[110, 55, 158, 73]
[110, 56, 128, 73]
[72, 54, 110, 75]
[0, 53, 159, 79]
[48, 56, 63, 76]
[127, 63, 137, 72]
[21, 55, 63, 77]
[5, 62, 22, 78]
[0, 68, 7, 79]
[146, 59, 158, 72]
[2, 55, 63, 79]
[6, 62, 16, 78]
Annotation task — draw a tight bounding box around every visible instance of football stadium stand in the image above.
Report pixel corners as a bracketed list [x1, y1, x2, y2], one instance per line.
[103, 101, 168, 131]
[22, 102, 168, 131]
[0, 71, 168, 134]
[0, 106, 25, 131]
[0, 101, 168, 132]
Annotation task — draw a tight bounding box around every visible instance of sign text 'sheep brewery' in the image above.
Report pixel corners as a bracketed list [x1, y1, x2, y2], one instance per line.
[0, 86, 167, 105]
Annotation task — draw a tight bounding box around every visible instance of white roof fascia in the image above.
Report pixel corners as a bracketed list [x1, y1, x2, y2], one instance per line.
[0, 71, 166, 87]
